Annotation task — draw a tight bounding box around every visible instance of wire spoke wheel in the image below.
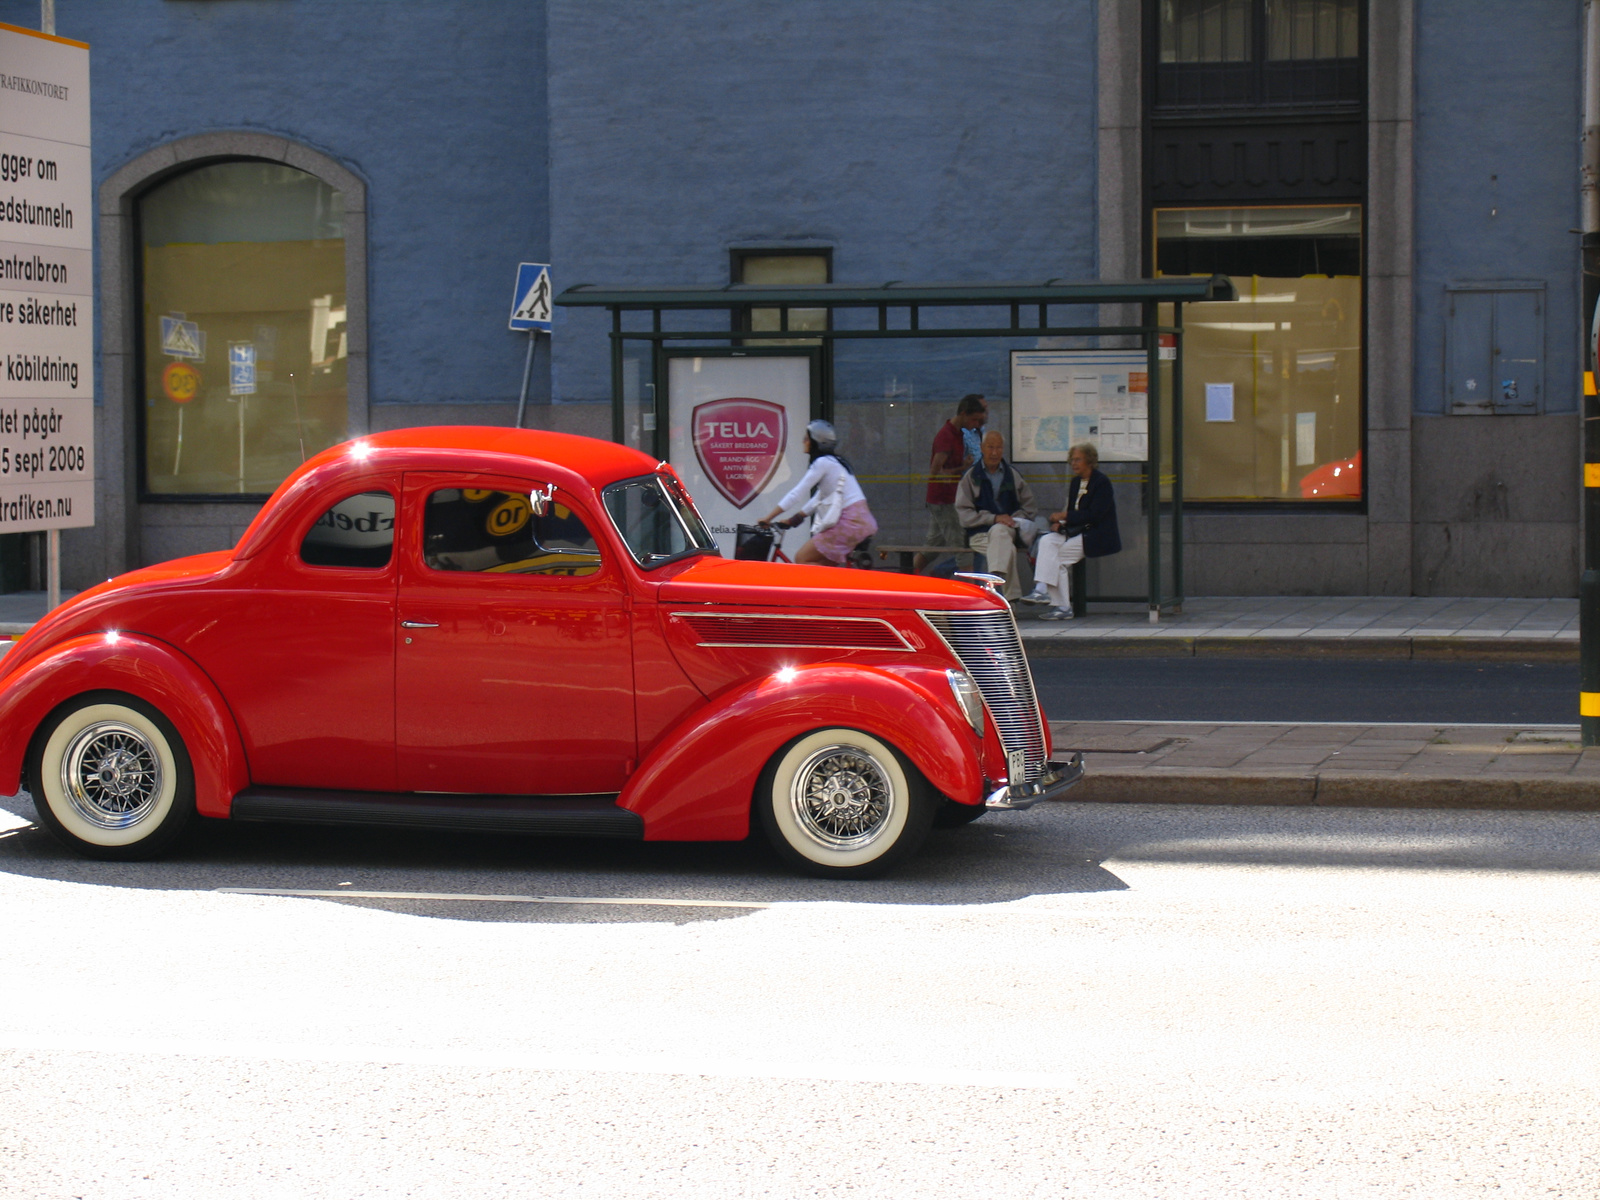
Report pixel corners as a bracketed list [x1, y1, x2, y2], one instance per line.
[29, 694, 195, 859]
[790, 746, 892, 849]
[61, 721, 164, 829]
[759, 727, 935, 878]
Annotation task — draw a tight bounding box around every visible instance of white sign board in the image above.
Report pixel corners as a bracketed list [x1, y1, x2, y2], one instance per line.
[509, 262, 552, 331]
[1011, 349, 1148, 463]
[666, 355, 811, 556]
[0, 21, 93, 533]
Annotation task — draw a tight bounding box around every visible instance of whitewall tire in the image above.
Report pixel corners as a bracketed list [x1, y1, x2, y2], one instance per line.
[757, 728, 935, 879]
[28, 693, 195, 860]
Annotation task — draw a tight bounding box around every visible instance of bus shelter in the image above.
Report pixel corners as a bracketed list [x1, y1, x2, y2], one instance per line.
[556, 275, 1236, 619]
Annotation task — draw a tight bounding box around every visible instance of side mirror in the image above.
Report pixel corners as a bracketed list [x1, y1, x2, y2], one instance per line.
[529, 482, 556, 516]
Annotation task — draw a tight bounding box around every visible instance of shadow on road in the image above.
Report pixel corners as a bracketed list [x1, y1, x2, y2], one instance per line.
[0, 791, 1129, 923]
[11, 790, 1589, 925]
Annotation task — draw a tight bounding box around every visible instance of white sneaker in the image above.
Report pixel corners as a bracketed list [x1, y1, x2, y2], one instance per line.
[1017, 588, 1050, 606]
[1037, 606, 1074, 620]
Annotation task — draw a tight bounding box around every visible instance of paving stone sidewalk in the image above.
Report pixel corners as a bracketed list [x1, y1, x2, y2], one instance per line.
[1052, 720, 1600, 811]
[1019, 595, 1579, 659]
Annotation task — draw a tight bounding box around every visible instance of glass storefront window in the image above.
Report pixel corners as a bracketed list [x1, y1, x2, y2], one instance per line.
[1156, 205, 1361, 502]
[140, 161, 347, 496]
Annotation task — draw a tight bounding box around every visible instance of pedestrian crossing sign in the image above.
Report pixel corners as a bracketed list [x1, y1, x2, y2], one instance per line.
[509, 263, 553, 332]
[160, 314, 202, 360]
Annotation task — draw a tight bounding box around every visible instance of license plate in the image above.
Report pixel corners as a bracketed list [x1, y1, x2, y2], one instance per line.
[1007, 749, 1025, 781]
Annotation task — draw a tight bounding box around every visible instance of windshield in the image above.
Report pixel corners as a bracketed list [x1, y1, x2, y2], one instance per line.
[603, 474, 719, 568]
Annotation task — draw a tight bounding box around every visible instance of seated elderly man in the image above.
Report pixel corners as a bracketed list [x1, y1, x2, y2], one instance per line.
[954, 431, 1039, 601]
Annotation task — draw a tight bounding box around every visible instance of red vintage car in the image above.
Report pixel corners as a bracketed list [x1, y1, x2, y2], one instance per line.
[0, 428, 1081, 878]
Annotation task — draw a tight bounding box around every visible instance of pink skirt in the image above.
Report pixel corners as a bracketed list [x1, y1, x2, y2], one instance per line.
[811, 500, 878, 564]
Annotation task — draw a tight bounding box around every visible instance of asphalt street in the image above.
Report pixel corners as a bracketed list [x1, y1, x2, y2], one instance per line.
[1, 789, 1597, 1197]
[1031, 656, 1578, 724]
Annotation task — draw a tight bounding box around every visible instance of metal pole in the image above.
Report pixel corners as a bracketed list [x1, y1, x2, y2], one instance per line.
[514, 331, 537, 429]
[1144, 300, 1160, 624]
[1171, 302, 1184, 611]
[610, 309, 625, 445]
[46, 529, 59, 612]
[1584, 0, 1600, 745]
[41, 0, 59, 615]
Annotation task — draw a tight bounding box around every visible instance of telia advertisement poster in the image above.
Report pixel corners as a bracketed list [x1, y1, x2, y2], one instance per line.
[667, 356, 811, 556]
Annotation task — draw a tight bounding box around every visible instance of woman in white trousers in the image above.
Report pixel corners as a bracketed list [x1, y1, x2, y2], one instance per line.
[1022, 443, 1105, 619]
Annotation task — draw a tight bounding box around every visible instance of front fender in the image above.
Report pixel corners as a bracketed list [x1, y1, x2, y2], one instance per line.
[0, 633, 250, 818]
[619, 662, 980, 841]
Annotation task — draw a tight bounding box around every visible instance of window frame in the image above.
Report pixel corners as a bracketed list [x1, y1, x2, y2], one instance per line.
[1150, 0, 1365, 113]
[298, 488, 397, 571]
[1152, 201, 1367, 510]
[419, 482, 607, 579]
[602, 472, 718, 570]
[127, 150, 366, 506]
[729, 246, 834, 343]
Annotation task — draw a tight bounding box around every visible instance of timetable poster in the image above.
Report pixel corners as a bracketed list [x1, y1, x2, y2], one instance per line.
[1010, 350, 1149, 463]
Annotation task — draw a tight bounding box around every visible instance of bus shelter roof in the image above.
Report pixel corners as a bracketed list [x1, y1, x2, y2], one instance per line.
[555, 274, 1236, 312]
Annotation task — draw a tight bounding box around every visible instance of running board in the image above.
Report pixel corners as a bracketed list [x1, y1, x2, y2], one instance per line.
[230, 787, 643, 839]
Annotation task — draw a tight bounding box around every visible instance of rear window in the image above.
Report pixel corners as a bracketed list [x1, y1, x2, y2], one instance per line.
[300, 491, 395, 568]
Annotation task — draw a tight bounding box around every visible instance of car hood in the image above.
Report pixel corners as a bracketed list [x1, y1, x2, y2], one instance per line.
[654, 555, 1004, 612]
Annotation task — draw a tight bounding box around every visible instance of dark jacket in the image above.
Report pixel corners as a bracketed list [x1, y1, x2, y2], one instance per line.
[1063, 469, 1121, 558]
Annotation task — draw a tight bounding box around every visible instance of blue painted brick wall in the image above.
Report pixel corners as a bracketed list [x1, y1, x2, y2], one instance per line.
[0, 0, 548, 411]
[546, 0, 1099, 406]
[1414, 0, 1581, 415]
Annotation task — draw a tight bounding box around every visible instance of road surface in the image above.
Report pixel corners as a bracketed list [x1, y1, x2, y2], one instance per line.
[0, 791, 1596, 1197]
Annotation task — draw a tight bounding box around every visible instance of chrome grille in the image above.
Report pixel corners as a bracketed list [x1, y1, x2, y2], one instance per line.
[919, 608, 1046, 782]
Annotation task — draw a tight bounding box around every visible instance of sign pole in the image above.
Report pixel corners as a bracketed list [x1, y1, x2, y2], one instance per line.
[42, 0, 58, 615]
[508, 263, 552, 428]
[514, 332, 536, 429]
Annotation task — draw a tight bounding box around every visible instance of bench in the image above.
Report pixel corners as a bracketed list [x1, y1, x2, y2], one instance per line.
[873, 543, 978, 574]
[874, 543, 1090, 617]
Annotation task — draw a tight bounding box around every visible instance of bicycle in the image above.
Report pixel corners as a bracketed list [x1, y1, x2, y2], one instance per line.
[736, 519, 873, 569]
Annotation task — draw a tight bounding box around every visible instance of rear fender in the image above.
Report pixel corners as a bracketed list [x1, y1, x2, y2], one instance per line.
[619, 662, 980, 841]
[0, 633, 250, 817]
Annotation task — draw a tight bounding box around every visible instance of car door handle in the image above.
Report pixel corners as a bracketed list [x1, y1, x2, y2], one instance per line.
[400, 620, 439, 629]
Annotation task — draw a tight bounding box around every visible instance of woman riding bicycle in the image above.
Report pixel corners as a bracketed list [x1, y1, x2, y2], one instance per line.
[757, 419, 878, 566]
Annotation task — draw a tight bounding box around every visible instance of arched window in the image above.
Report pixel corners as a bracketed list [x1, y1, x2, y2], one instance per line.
[139, 161, 348, 496]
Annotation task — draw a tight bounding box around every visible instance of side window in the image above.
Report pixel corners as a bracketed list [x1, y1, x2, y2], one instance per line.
[423, 488, 601, 577]
[300, 491, 395, 568]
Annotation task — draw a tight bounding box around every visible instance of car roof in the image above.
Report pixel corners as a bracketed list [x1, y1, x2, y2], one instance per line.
[345, 426, 660, 482]
[233, 426, 664, 560]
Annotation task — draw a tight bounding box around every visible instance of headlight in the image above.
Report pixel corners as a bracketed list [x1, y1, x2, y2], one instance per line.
[946, 669, 985, 736]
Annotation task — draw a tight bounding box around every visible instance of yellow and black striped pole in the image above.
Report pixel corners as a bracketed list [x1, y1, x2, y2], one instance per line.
[1585, 365, 1600, 745]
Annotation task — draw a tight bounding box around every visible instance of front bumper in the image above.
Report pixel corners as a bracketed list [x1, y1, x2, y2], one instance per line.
[984, 753, 1085, 810]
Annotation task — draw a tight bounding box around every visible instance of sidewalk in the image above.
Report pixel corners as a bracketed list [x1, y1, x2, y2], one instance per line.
[1019, 595, 1578, 660]
[1053, 720, 1600, 812]
[0, 590, 65, 635]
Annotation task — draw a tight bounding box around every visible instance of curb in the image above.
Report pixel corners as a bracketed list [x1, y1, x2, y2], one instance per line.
[1020, 635, 1576, 662]
[1068, 771, 1600, 812]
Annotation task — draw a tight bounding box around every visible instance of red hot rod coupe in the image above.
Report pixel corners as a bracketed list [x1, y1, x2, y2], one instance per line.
[0, 428, 1082, 878]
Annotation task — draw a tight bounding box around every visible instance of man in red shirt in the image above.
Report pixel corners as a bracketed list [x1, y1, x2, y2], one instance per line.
[916, 394, 987, 573]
